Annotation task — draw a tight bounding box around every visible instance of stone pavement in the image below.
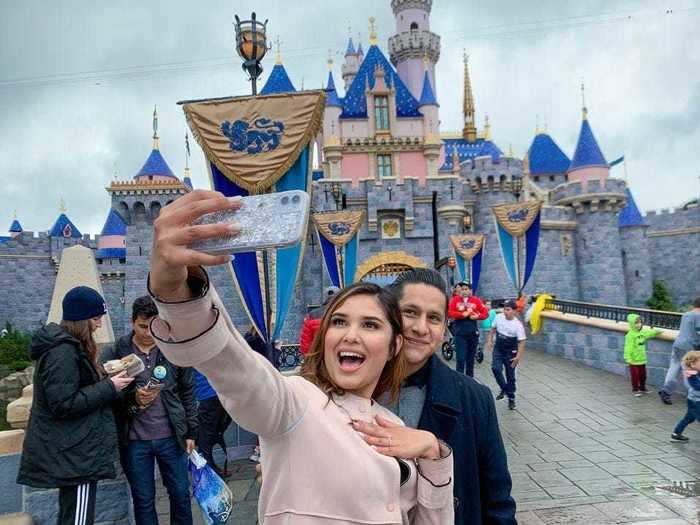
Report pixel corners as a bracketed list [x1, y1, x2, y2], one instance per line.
[156, 348, 699, 524]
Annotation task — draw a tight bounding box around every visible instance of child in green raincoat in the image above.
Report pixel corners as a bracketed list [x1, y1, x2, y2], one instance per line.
[624, 314, 662, 396]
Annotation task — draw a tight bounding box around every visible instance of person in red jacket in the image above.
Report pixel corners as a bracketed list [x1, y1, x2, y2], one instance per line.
[448, 282, 489, 376]
[299, 286, 340, 355]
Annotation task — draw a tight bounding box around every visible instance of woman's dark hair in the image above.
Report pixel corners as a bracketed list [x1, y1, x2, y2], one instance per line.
[60, 320, 102, 376]
[389, 268, 449, 314]
[132, 295, 158, 321]
[300, 282, 406, 402]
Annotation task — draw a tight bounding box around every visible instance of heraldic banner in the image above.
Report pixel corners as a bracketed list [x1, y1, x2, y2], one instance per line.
[312, 210, 365, 288]
[183, 90, 326, 342]
[449, 234, 485, 292]
[491, 200, 542, 294]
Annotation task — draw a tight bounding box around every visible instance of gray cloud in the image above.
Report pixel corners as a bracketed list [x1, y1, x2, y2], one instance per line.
[1, 0, 698, 234]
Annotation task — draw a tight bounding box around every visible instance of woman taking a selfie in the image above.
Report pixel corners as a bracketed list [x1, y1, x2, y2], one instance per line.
[147, 190, 454, 524]
[17, 286, 134, 525]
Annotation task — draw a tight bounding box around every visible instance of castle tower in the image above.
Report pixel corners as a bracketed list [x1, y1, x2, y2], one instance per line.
[618, 188, 653, 306]
[108, 110, 187, 332]
[341, 35, 361, 90]
[9, 216, 23, 238]
[260, 39, 296, 95]
[388, 0, 440, 100]
[95, 208, 126, 262]
[551, 100, 626, 304]
[418, 57, 441, 176]
[462, 52, 477, 143]
[526, 130, 570, 190]
[323, 57, 343, 179]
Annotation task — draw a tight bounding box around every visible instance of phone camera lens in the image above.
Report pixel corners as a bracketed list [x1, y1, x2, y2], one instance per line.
[292, 195, 300, 204]
[281, 196, 290, 205]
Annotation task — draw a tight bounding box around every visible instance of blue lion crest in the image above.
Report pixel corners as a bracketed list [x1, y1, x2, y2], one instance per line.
[221, 118, 285, 155]
[460, 239, 476, 250]
[507, 208, 529, 223]
[328, 222, 351, 236]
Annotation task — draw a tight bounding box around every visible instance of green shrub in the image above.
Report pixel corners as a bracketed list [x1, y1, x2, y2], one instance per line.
[0, 323, 32, 371]
[646, 280, 676, 312]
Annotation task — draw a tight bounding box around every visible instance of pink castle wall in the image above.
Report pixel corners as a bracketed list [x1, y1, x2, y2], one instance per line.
[134, 175, 176, 184]
[97, 235, 126, 250]
[567, 166, 609, 191]
[399, 152, 427, 184]
[341, 153, 370, 186]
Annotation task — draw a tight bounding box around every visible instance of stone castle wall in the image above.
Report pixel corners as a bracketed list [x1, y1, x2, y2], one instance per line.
[644, 205, 700, 307]
[619, 226, 653, 307]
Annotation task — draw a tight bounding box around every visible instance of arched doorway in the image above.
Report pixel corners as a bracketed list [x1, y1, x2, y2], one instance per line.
[355, 251, 428, 286]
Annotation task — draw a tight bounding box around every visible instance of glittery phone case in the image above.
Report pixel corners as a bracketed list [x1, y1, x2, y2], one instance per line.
[191, 190, 310, 255]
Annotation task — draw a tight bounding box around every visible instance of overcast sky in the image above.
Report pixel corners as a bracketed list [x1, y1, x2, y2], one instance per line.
[1, 0, 698, 235]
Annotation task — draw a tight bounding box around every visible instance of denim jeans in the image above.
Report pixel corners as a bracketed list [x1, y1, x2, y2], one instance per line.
[124, 437, 192, 525]
[673, 399, 700, 435]
[492, 348, 518, 399]
[662, 349, 683, 395]
[455, 332, 479, 377]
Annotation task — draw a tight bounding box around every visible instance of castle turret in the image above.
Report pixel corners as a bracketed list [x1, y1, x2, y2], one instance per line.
[260, 40, 296, 95]
[388, 0, 440, 100]
[526, 131, 570, 190]
[49, 200, 82, 239]
[9, 217, 22, 238]
[461, 52, 477, 143]
[95, 209, 126, 261]
[323, 57, 343, 179]
[341, 35, 361, 90]
[618, 187, 652, 306]
[567, 87, 609, 188]
[134, 107, 178, 184]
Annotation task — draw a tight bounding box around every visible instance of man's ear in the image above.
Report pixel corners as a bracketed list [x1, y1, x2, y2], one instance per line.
[391, 334, 404, 361]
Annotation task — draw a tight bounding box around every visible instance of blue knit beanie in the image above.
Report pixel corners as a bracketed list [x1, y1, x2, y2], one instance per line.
[62, 286, 107, 321]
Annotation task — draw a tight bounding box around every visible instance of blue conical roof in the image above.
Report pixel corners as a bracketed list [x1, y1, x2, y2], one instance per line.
[326, 71, 342, 107]
[418, 71, 438, 107]
[260, 63, 296, 95]
[618, 188, 647, 228]
[341, 45, 421, 119]
[135, 149, 176, 179]
[9, 219, 22, 233]
[569, 114, 607, 171]
[345, 37, 356, 55]
[100, 209, 126, 236]
[49, 213, 82, 238]
[528, 133, 570, 175]
[357, 42, 364, 55]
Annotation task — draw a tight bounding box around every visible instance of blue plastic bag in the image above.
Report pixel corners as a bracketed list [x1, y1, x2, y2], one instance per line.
[189, 450, 233, 525]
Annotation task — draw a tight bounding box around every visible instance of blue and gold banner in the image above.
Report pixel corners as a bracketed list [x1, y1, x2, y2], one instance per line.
[190, 91, 324, 343]
[492, 200, 542, 294]
[449, 234, 485, 292]
[313, 210, 365, 288]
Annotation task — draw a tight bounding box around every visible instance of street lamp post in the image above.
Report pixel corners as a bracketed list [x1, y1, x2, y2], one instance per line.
[511, 177, 524, 293]
[234, 12, 276, 359]
[330, 181, 342, 210]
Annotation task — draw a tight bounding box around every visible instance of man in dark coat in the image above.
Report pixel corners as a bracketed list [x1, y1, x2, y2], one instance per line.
[387, 269, 517, 525]
[101, 296, 198, 525]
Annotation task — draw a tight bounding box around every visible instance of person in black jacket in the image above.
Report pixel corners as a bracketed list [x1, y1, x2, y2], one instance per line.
[17, 286, 134, 525]
[386, 269, 517, 525]
[101, 296, 197, 525]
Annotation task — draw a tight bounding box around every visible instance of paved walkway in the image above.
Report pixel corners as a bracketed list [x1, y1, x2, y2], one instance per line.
[157, 349, 699, 524]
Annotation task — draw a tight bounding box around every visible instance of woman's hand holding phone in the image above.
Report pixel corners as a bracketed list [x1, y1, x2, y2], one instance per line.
[353, 415, 441, 460]
[150, 190, 241, 302]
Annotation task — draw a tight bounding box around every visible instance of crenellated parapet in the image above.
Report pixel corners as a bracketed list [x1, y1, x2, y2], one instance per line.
[461, 156, 524, 193]
[550, 178, 627, 214]
[108, 179, 187, 226]
[388, 31, 441, 66]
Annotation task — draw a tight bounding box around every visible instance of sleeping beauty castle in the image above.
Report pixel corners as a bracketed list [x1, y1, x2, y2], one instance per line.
[0, 0, 697, 341]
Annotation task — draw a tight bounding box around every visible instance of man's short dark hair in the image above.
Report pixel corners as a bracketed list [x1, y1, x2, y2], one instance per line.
[504, 299, 517, 310]
[389, 268, 449, 312]
[694, 296, 700, 308]
[462, 283, 473, 291]
[132, 295, 158, 321]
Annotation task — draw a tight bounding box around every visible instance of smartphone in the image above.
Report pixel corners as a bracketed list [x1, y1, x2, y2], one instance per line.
[191, 190, 310, 255]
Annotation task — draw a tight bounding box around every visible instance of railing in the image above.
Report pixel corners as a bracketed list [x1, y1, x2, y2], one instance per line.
[277, 344, 304, 370]
[543, 298, 682, 331]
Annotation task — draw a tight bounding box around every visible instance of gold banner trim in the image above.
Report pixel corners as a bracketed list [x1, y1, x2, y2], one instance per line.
[183, 90, 326, 194]
[449, 234, 485, 261]
[491, 200, 543, 237]
[312, 210, 366, 247]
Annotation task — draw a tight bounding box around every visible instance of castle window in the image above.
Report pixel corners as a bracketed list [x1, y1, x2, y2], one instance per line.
[410, 22, 418, 31]
[377, 154, 392, 179]
[549, 175, 555, 181]
[374, 96, 389, 131]
[533, 176, 540, 182]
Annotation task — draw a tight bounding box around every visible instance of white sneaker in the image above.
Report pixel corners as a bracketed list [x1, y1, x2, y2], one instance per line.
[634, 392, 642, 397]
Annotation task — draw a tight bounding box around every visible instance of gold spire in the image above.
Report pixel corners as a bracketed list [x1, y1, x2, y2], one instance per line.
[543, 115, 548, 133]
[152, 105, 159, 149]
[462, 50, 477, 143]
[423, 49, 429, 68]
[275, 35, 282, 65]
[327, 49, 333, 70]
[59, 197, 66, 213]
[508, 144, 514, 157]
[112, 161, 118, 180]
[581, 81, 588, 119]
[369, 17, 377, 45]
[13, 209, 17, 219]
[484, 113, 491, 140]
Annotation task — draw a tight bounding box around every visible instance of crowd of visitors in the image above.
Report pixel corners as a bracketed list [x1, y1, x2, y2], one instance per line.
[13, 190, 699, 524]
